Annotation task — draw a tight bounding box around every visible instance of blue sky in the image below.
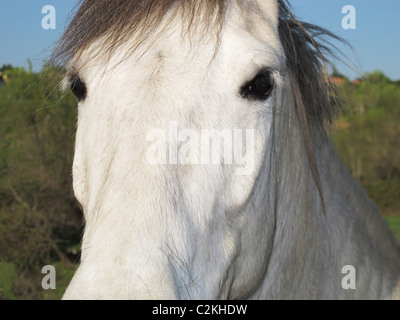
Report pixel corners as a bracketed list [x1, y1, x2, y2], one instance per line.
[0, 0, 399, 80]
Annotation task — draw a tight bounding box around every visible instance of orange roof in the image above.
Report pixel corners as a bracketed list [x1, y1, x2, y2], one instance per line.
[330, 77, 345, 85]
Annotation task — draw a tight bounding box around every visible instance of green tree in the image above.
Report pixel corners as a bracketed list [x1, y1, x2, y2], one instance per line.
[332, 70, 400, 215]
[0, 64, 13, 73]
[0, 65, 82, 299]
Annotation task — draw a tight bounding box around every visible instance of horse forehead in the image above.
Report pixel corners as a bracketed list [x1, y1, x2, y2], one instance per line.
[240, 0, 280, 32]
[255, 0, 279, 21]
[75, 0, 282, 88]
[224, 0, 281, 54]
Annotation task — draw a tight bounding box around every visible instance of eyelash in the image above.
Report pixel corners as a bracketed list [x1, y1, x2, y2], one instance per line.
[70, 75, 87, 101]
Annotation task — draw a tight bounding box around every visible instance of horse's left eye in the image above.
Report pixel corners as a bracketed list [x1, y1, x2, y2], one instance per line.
[70, 76, 87, 101]
[240, 72, 274, 101]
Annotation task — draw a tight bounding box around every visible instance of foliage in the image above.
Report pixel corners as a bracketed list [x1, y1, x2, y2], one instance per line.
[332, 71, 400, 216]
[384, 217, 400, 240]
[0, 64, 13, 73]
[0, 65, 82, 299]
[0, 262, 17, 300]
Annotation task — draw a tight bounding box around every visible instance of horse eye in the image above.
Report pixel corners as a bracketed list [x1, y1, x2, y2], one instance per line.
[70, 76, 87, 101]
[241, 72, 274, 101]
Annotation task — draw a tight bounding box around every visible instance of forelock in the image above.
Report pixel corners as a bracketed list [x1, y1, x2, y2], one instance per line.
[52, 0, 229, 72]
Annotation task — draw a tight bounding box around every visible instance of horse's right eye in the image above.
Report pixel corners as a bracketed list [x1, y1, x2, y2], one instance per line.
[240, 71, 274, 101]
[70, 76, 87, 101]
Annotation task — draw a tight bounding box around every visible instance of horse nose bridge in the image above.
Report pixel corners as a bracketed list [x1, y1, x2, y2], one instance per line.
[65, 194, 192, 299]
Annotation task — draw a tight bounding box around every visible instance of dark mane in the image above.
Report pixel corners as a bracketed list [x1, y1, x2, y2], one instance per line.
[277, 0, 345, 204]
[278, 0, 342, 126]
[53, 0, 345, 204]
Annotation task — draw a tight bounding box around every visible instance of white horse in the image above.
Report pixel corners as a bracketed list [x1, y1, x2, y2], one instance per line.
[54, 0, 400, 299]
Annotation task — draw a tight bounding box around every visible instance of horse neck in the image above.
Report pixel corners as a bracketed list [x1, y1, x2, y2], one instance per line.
[252, 116, 400, 299]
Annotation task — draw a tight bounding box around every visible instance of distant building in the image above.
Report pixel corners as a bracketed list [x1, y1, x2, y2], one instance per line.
[330, 77, 345, 86]
[330, 77, 362, 86]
